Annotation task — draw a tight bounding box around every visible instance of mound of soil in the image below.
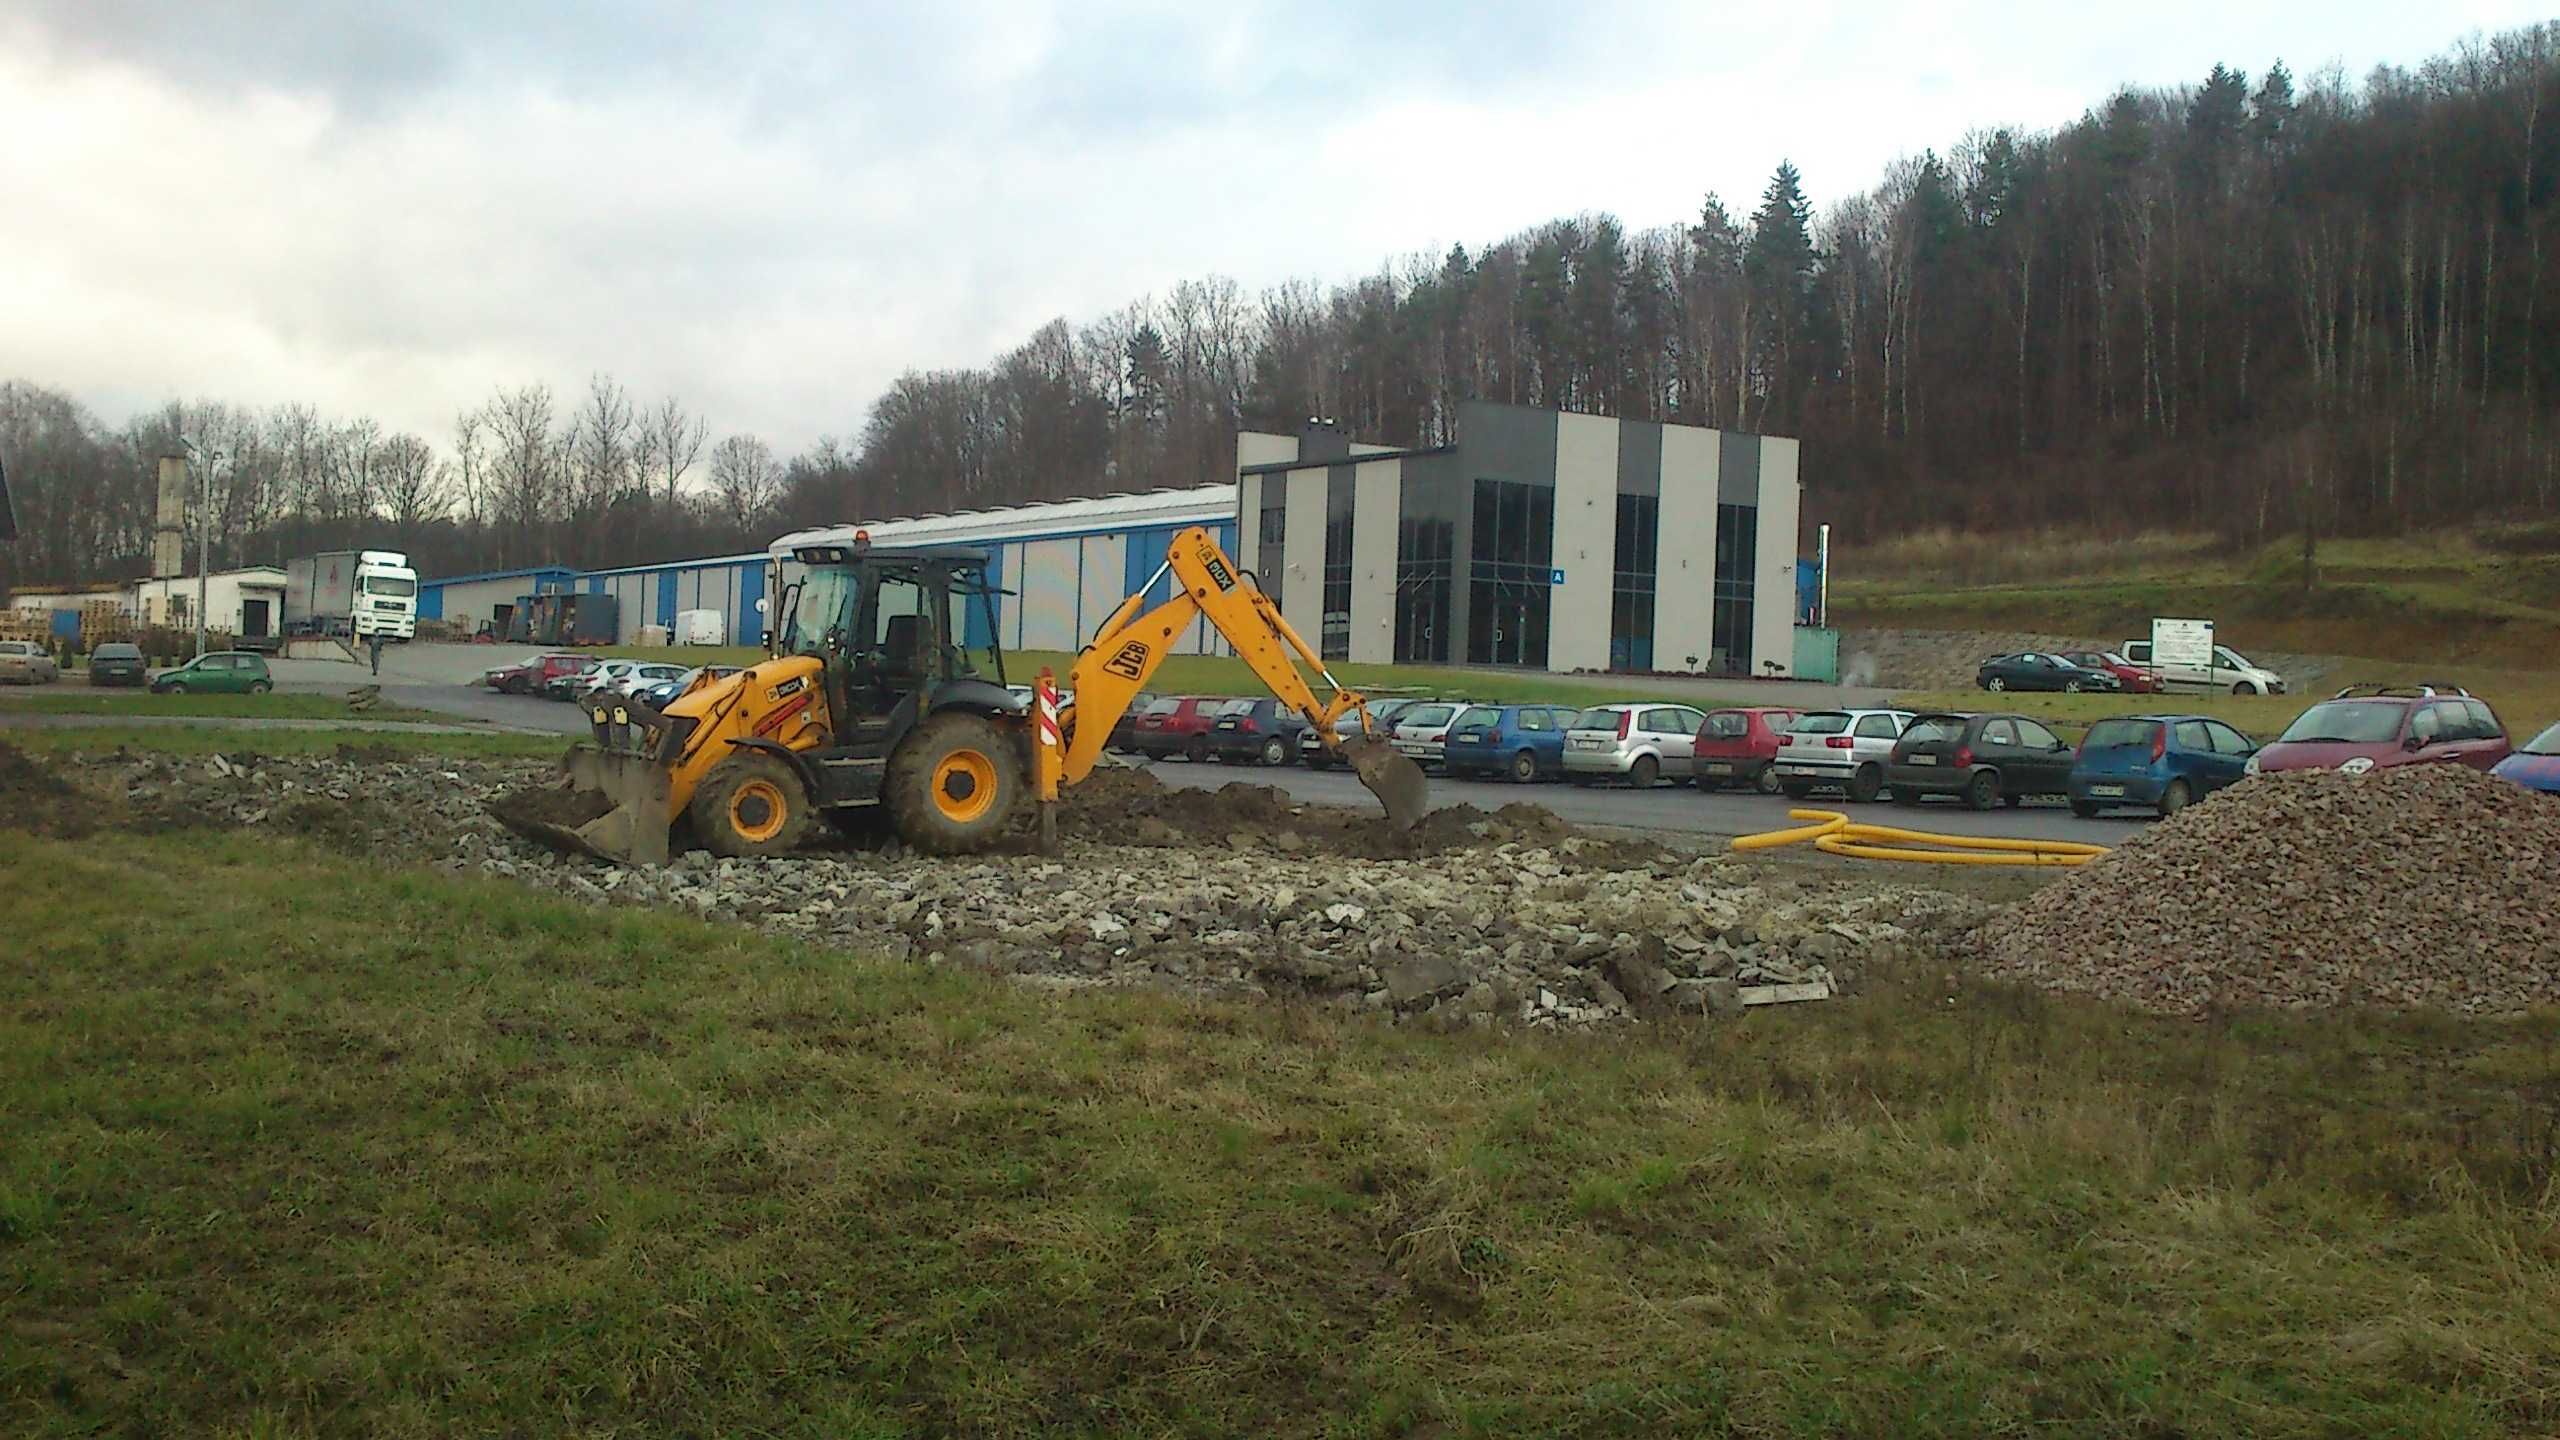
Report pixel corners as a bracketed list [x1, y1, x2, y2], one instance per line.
[1053, 766, 1630, 862]
[1976, 763, 2560, 1015]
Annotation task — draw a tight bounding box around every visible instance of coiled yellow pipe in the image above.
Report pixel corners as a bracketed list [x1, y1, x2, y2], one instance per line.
[1730, 809, 2109, 866]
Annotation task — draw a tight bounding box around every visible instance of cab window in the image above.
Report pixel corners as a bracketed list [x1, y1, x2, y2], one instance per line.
[2018, 719, 2063, 750]
[1854, 714, 1900, 740]
[1983, 719, 2019, 746]
[1514, 708, 1550, 733]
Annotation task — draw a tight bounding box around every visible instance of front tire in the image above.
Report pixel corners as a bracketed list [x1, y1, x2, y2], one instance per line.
[889, 710, 1023, 855]
[2065, 680, 2083, 693]
[2231, 682, 2253, 696]
[1963, 770, 2000, 811]
[1986, 676, 2007, 692]
[163, 682, 188, 695]
[1510, 750, 1540, 783]
[690, 752, 814, 858]
[1628, 755, 1660, 789]
[248, 681, 272, 695]
[2158, 779, 2193, 818]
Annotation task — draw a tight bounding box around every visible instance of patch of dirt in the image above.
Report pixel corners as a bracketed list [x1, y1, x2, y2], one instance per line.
[1051, 767, 1655, 863]
[487, 785, 617, 832]
[0, 740, 99, 838]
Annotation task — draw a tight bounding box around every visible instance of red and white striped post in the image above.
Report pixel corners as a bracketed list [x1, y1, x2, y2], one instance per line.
[1033, 666, 1063, 853]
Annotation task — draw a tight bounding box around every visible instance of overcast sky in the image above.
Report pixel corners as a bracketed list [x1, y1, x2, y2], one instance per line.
[1, 1, 2542, 461]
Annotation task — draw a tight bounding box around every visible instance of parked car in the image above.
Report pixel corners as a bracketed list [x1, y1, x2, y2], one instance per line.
[1769, 708, 1915, 802]
[562, 659, 646, 701]
[1441, 704, 1581, 781]
[1976, 651, 2122, 694]
[484, 653, 592, 695]
[1129, 695, 1225, 762]
[1202, 697, 1308, 766]
[1562, 702, 1713, 787]
[1386, 700, 1481, 770]
[1885, 711, 2075, 809]
[2067, 714, 2257, 818]
[2053, 650, 2161, 694]
[0, 639, 60, 685]
[1105, 691, 1160, 752]
[85, 641, 147, 687]
[2249, 691, 2510, 776]
[150, 651, 273, 695]
[1690, 707, 1801, 794]
[2491, 720, 2560, 795]
[2118, 639, 2288, 695]
[1302, 696, 1422, 768]
[634, 665, 742, 709]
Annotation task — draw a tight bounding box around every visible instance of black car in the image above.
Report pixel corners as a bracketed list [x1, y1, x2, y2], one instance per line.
[1107, 692, 1161, 753]
[1976, 652, 2121, 694]
[86, 642, 147, 687]
[1886, 711, 2077, 809]
[1201, 697, 1307, 766]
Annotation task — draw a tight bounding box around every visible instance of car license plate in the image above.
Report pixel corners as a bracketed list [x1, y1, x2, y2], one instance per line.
[1780, 764, 1820, 776]
[1704, 762, 1732, 775]
[1573, 736, 1605, 749]
[1456, 731, 1484, 743]
[2089, 784, 2124, 798]
[1216, 719, 1237, 729]
[1908, 754, 1937, 765]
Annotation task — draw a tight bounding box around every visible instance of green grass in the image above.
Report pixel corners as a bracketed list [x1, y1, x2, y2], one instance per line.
[0, 689, 465, 726]
[5, 827, 2559, 1436]
[0, 722, 566, 761]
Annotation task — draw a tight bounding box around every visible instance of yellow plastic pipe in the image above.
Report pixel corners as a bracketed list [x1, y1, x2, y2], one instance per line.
[1731, 809, 2107, 866]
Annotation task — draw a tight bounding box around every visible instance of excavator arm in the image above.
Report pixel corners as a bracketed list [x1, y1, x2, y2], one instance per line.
[1054, 525, 1427, 827]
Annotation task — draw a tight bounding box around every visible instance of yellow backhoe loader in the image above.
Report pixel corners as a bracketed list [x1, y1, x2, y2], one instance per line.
[493, 525, 1426, 864]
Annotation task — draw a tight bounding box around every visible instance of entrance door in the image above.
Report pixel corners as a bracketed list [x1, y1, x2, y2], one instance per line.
[242, 598, 271, 638]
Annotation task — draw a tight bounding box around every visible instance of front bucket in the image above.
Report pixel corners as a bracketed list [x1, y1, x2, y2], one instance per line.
[1342, 737, 1428, 831]
[488, 745, 674, 865]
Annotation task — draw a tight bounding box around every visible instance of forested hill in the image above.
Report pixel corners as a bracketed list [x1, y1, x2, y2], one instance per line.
[3, 24, 2555, 593]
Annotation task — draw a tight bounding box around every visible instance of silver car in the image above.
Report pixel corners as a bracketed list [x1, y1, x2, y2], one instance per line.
[0, 639, 61, 685]
[1387, 699, 1478, 769]
[1562, 702, 1710, 786]
[1771, 708, 1916, 803]
[1303, 695, 1421, 769]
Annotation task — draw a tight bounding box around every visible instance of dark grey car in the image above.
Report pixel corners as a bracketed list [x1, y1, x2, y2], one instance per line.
[87, 642, 147, 687]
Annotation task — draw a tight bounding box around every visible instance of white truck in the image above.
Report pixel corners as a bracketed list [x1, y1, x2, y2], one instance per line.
[287, 549, 419, 640]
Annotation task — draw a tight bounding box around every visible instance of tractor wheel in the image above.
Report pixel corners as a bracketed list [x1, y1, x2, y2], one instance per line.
[690, 752, 813, 859]
[889, 710, 1023, 855]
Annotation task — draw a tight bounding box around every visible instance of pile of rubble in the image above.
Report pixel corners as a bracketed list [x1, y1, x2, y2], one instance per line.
[1975, 764, 2560, 1015]
[50, 745, 1987, 1028]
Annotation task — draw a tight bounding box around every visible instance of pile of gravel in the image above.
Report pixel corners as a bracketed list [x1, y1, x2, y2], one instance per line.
[1975, 765, 2560, 1015]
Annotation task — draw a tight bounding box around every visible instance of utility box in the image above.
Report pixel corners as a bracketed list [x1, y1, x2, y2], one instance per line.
[674, 608, 725, 645]
[1791, 626, 1840, 684]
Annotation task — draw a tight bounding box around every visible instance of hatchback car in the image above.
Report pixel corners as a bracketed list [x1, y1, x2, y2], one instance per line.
[2067, 714, 2256, 817]
[1563, 703, 1712, 787]
[1105, 692, 1161, 753]
[1441, 704, 1580, 781]
[1303, 696, 1422, 769]
[2054, 650, 2161, 694]
[2491, 720, 2560, 795]
[485, 653, 592, 695]
[85, 642, 147, 687]
[1386, 700, 1480, 770]
[1202, 697, 1308, 766]
[1691, 707, 1800, 794]
[1977, 652, 2121, 693]
[1771, 708, 1915, 802]
[1886, 712, 2075, 809]
[0, 639, 60, 684]
[2250, 691, 2510, 776]
[150, 651, 273, 695]
[1129, 695, 1225, 762]
[634, 665, 742, 709]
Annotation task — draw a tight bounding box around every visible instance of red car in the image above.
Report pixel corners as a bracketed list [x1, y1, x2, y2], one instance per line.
[1129, 695, 1227, 762]
[483, 652, 594, 695]
[2056, 650, 2161, 695]
[2250, 687, 2511, 778]
[1692, 707, 1799, 794]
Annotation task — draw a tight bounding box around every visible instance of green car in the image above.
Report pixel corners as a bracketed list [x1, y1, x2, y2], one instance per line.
[151, 651, 274, 695]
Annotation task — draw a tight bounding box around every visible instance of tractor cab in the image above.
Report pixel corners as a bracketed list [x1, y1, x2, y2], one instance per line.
[776, 538, 1010, 745]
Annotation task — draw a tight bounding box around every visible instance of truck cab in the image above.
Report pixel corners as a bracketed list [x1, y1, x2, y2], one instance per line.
[353, 550, 418, 640]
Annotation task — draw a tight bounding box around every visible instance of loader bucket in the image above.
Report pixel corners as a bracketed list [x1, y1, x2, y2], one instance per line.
[488, 743, 674, 866]
[1342, 736, 1428, 831]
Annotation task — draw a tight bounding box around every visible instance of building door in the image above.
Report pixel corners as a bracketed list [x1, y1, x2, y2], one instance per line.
[241, 598, 270, 638]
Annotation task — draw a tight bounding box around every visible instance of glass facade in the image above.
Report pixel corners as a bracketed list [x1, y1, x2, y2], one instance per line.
[1466, 478, 1553, 667]
[1394, 511, 1454, 663]
[1611, 492, 1658, 671]
[1711, 501, 1758, 674]
[1321, 471, 1353, 660]
[1256, 478, 1286, 608]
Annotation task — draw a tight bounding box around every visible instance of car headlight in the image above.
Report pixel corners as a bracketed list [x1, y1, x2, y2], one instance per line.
[2338, 756, 2375, 775]
[2243, 754, 2260, 776]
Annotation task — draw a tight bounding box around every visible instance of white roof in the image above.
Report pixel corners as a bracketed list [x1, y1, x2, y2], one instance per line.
[770, 484, 1235, 558]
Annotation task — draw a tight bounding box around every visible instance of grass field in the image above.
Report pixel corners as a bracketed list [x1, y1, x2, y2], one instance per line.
[0, 721, 565, 761]
[0, 689, 465, 726]
[5, 817, 2559, 1436]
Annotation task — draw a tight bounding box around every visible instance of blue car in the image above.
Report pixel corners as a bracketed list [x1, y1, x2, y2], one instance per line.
[2067, 713, 2258, 818]
[1440, 704, 1581, 782]
[2492, 720, 2560, 794]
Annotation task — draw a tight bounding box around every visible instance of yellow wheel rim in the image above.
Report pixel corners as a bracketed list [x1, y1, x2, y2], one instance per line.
[931, 749, 999, 824]
[728, 778, 790, 843]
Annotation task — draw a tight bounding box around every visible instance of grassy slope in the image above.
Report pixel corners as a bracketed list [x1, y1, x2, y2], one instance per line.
[5, 825, 2558, 1437]
[0, 690, 465, 726]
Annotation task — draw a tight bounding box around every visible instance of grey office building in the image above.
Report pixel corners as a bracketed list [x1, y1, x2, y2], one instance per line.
[1235, 402, 1803, 676]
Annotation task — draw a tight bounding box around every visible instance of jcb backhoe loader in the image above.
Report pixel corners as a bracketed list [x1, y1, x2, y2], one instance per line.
[493, 525, 1426, 864]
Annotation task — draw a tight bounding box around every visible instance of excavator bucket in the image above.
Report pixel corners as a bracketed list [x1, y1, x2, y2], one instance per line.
[489, 744, 673, 866]
[1342, 735, 1428, 831]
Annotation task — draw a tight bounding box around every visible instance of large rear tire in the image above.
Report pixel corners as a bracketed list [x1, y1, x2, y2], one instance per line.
[691, 752, 814, 858]
[889, 710, 1023, 855]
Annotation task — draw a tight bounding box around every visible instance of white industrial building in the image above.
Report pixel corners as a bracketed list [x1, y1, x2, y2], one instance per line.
[129, 567, 290, 638]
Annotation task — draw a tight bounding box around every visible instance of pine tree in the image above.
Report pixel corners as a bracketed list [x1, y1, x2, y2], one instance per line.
[1745, 161, 1819, 427]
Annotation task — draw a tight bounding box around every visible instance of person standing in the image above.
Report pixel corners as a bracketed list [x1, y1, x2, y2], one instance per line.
[366, 630, 384, 676]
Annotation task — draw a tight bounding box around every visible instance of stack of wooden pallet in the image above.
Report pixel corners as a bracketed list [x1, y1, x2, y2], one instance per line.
[79, 601, 132, 643]
[0, 611, 50, 644]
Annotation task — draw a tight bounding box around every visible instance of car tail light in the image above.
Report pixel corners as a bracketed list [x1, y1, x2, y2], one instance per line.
[1616, 711, 1632, 740]
[1431, 731, 1448, 743]
[2152, 727, 2167, 761]
[1779, 734, 1794, 746]
[1954, 745, 1974, 768]
[1237, 717, 1259, 733]
[1825, 736, 1853, 749]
